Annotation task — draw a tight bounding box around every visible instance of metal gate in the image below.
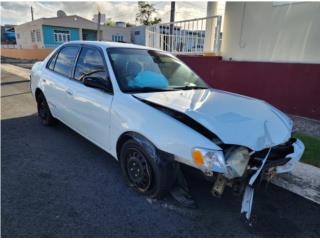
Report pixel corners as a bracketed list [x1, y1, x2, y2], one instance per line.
[145, 15, 222, 54]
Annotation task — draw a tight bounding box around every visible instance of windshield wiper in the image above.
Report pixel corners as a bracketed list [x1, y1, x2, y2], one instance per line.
[172, 86, 208, 90]
[124, 87, 175, 93]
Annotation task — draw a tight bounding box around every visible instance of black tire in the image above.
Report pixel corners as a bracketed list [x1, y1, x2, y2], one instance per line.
[120, 139, 176, 199]
[36, 92, 57, 126]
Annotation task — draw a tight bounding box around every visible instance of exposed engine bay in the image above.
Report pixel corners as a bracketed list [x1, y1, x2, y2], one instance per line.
[169, 137, 304, 223]
[207, 138, 304, 221]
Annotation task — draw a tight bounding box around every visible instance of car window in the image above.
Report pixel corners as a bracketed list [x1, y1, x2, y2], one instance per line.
[47, 53, 57, 70]
[54, 46, 79, 77]
[108, 48, 208, 93]
[74, 47, 107, 81]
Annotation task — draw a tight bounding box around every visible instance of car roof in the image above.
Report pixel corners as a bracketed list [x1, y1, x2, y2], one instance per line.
[64, 40, 158, 51]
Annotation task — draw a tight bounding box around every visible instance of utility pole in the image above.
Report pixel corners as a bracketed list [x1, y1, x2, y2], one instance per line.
[31, 6, 34, 21]
[169, 1, 175, 51]
[170, 1, 175, 23]
[97, 11, 101, 41]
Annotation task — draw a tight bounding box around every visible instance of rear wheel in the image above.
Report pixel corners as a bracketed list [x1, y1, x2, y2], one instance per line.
[36, 92, 57, 126]
[120, 139, 176, 198]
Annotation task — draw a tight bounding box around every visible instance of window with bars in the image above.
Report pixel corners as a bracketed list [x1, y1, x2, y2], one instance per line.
[31, 30, 35, 42]
[53, 30, 71, 43]
[112, 34, 124, 42]
[36, 30, 41, 42]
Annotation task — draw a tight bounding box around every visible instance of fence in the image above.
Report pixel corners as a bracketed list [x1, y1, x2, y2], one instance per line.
[0, 48, 54, 60]
[145, 15, 222, 54]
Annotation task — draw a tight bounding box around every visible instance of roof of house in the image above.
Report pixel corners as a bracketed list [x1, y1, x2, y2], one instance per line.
[15, 15, 98, 30]
[15, 15, 135, 32]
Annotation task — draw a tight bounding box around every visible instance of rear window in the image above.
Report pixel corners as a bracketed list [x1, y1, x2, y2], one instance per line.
[53, 46, 79, 77]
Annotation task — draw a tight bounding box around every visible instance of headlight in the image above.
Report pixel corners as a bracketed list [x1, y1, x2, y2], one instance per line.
[224, 146, 250, 178]
[192, 148, 226, 175]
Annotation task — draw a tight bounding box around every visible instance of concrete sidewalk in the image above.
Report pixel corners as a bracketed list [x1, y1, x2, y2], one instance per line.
[1, 63, 31, 80]
[2, 63, 319, 205]
[272, 162, 320, 204]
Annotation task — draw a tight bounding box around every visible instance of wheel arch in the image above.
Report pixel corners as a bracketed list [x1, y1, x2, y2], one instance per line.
[116, 131, 156, 160]
[116, 131, 175, 163]
[35, 88, 43, 102]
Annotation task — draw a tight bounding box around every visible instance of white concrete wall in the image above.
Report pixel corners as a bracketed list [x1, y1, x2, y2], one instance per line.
[15, 21, 44, 49]
[221, 2, 320, 63]
[130, 26, 147, 45]
[101, 26, 131, 43]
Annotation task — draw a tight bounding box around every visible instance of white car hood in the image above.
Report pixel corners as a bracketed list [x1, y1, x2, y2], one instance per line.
[134, 89, 293, 151]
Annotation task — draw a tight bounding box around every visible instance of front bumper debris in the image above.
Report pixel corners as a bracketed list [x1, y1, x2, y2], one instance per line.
[275, 139, 305, 173]
[240, 138, 305, 221]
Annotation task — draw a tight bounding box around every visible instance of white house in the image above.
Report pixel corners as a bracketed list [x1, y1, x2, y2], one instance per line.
[221, 2, 320, 63]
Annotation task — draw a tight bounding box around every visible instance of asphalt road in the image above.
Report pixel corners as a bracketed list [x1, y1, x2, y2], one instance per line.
[1, 69, 320, 237]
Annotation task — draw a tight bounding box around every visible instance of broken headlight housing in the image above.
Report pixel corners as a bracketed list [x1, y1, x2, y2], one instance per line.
[224, 146, 250, 179]
[192, 148, 226, 175]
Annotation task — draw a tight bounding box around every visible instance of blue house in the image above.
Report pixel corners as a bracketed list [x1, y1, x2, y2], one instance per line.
[15, 15, 99, 49]
[15, 15, 131, 49]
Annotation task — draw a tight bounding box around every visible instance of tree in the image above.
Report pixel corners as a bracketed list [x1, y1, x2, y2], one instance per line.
[104, 18, 115, 27]
[136, 1, 161, 26]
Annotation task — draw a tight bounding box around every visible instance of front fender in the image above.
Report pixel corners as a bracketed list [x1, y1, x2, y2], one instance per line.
[109, 93, 221, 170]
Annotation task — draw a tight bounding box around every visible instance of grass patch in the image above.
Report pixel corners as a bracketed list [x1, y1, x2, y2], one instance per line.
[293, 133, 320, 167]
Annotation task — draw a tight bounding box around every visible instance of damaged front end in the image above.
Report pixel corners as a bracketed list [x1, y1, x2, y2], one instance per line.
[194, 137, 305, 221]
[133, 91, 305, 221]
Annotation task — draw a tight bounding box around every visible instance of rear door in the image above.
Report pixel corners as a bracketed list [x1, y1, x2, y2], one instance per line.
[41, 45, 80, 122]
[65, 45, 113, 150]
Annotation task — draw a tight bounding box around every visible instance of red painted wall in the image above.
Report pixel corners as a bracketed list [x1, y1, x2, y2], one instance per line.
[179, 56, 320, 120]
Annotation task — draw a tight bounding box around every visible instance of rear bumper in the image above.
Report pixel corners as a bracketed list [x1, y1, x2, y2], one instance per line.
[275, 138, 305, 174]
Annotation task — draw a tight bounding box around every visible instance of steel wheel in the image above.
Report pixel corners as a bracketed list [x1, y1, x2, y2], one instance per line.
[125, 148, 152, 192]
[120, 139, 177, 198]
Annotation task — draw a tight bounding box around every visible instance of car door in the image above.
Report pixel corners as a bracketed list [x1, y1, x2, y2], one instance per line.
[41, 45, 80, 122]
[64, 45, 113, 151]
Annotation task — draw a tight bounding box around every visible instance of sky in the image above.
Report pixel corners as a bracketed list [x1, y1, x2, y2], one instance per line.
[0, 1, 208, 26]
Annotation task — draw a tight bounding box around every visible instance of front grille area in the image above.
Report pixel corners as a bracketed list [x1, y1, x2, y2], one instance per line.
[250, 138, 296, 168]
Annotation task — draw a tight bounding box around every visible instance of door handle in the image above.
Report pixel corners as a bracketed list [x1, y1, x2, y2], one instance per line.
[66, 90, 73, 96]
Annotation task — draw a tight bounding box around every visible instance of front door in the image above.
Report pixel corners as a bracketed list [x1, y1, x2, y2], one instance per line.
[65, 46, 113, 151]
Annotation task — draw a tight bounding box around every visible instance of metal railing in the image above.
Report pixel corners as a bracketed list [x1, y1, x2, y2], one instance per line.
[145, 15, 222, 54]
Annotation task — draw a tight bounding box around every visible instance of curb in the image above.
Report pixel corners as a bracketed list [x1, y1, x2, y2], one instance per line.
[272, 162, 320, 204]
[1, 63, 31, 80]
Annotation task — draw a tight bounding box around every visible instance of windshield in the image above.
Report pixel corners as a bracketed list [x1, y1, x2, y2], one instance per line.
[107, 48, 208, 93]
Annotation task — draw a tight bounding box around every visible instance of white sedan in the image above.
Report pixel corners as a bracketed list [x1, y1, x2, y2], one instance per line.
[31, 41, 304, 219]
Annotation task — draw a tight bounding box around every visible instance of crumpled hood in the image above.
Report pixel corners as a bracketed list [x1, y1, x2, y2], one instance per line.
[134, 89, 293, 151]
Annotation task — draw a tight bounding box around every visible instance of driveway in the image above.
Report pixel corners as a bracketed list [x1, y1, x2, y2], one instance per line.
[1, 68, 320, 237]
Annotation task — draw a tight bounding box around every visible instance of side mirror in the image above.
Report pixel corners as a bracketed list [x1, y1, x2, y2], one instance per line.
[82, 76, 113, 93]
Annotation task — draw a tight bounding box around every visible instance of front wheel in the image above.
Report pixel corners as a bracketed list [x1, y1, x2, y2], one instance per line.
[120, 139, 176, 198]
[36, 92, 57, 126]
